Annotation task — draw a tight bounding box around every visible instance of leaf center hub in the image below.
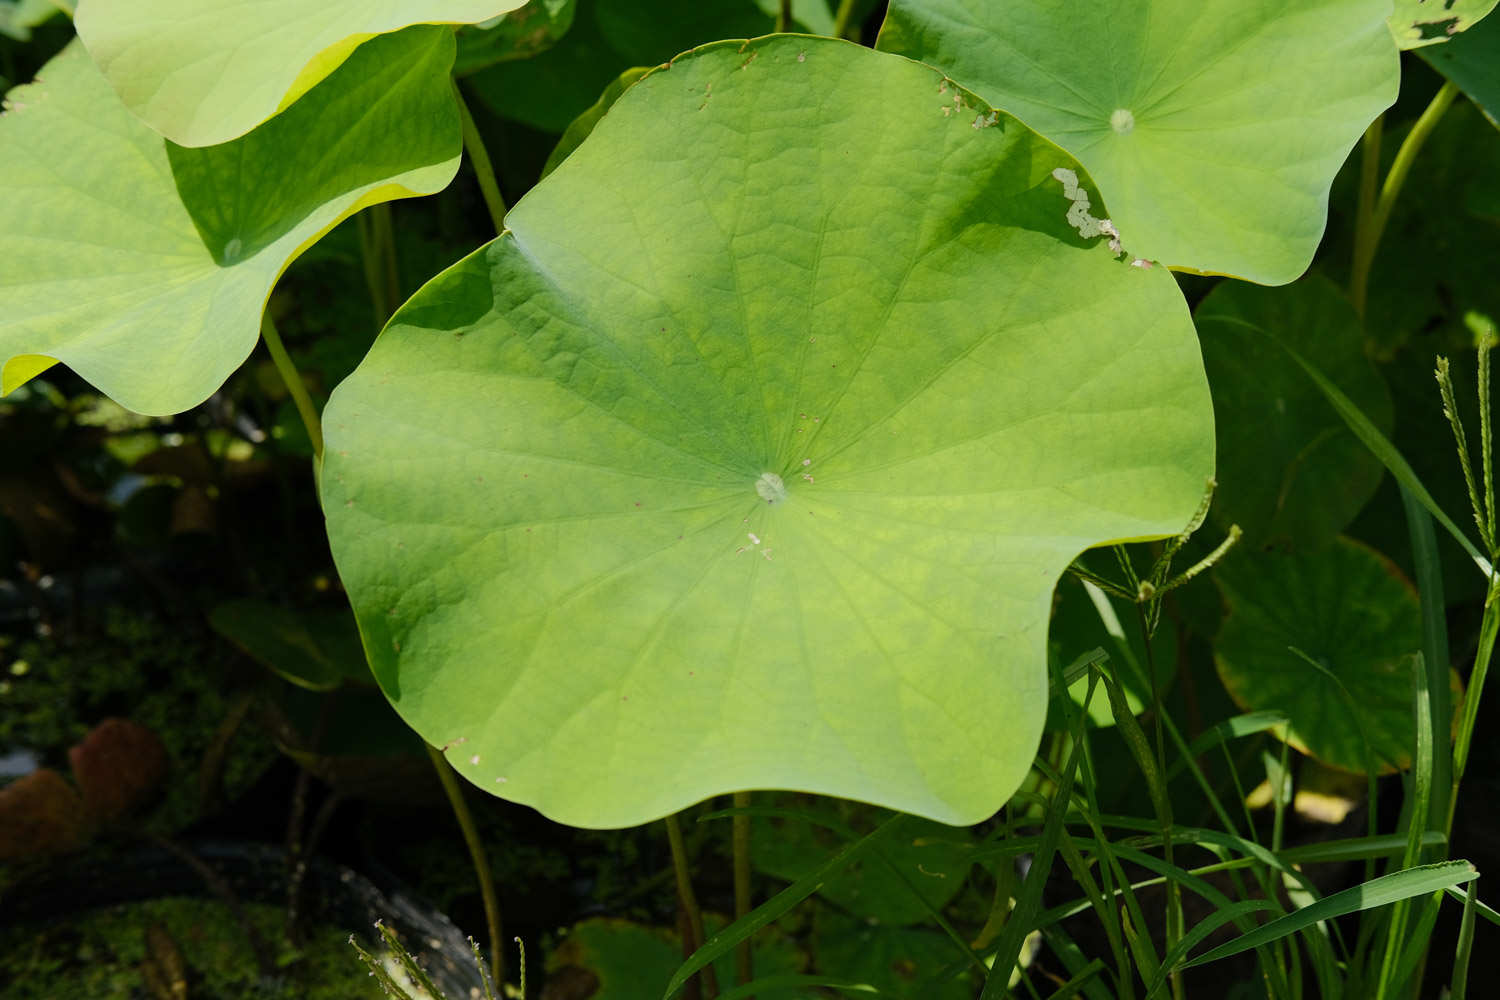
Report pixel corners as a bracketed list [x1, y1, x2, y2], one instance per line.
[755, 472, 788, 504]
[1109, 108, 1135, 135]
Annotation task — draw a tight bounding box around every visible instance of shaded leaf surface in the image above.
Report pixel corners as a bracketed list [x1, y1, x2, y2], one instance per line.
[322, 37, 1214, 827]
[209, 599, 371, 691]
[75, 0, 525, 146]
[1194, 275, 1393, 550]
[468, 0, 830, 132]
[877, 0, 1399, 284]
[548, 917, 804, 999]
[1213, 537, 1423, 773]
[752, 806, 971, 926]
[1324, 99, 1500, 356]
[454, 0, 577, 76]
[1419, 10, 1500, 125]
[540, 65, 651, 179]
[0, 28, 461, 416]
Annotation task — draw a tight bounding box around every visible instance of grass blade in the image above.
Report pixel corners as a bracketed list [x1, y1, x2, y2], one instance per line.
[1402, 487, 1452, 840]
[1043, 957, 1108, 1000]
[1445, 883, 1500, 927]
[1452, 880, 1478, 999]
[979, 739, 1082, 998]
[715, 975, 885, 999]
[1271, 331, 1491, 577]
[1146, 900, 1283, 998]
[661, 814, 903, 999]
[1183, 862, 1478, 969]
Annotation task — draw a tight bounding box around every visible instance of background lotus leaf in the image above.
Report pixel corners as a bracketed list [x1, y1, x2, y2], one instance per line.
[1420, 11, 1500, 127]
[321, 36, 1215, 828]
[876, 0, 1400, 284]
[75, 0, 525, 146]
[0, 28, 461, 416]
[1213, 537, 1426, 773]
[467, 0, 833, 132]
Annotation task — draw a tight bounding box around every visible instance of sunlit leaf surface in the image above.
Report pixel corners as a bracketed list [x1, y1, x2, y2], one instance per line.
[322, 37, 1215, 828]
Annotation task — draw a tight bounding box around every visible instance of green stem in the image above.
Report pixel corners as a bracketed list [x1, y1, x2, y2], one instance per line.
[732, 790, 753, 993]
[1350, 116, 1382, 317]
[1481, 334, 1495, 546]
[356, 212, 391, 327]
[454, 82, 509, 236]
[776, 0, 792, 32]
[1350, 83, 1459, 315]
[369, 202, 401, 321]
[1137, 604, 1183, 1000]
[1449, 573, 1500, 833]
[832, 0, 858, 39]
[259, 314, 323, 459]
[425, 744, 505, 990]
[666, 812, 718, 998]
[1452, 880, 1477, 999]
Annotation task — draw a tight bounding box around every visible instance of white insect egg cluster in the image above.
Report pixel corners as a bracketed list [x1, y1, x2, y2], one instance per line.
[1051, 167, 1121, 252]
[1050, 166, 1152, 270]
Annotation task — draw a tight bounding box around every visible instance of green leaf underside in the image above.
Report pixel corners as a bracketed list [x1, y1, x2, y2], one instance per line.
[75, 0, 525, 147]
[0, 28, 461, 416]
[466, 0, 826, 133]
[1194, 275, 1393, 550]
[321, 37, 1215, 828]
[876, 0, 1399, 285]
[1213, 537, 1423, 773]
[454, 0, 577, 76]
[209, 599, 371, 691]
[1389, 0, 1499, 49]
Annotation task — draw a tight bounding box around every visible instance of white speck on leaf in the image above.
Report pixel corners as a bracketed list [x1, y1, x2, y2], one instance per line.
[755, 472, 788, 503]
[469, 754, 480, 765]
[1109, 108, 1135, 135]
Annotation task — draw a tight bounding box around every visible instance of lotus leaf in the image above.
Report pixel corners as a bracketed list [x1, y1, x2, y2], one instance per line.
[321, 36, 1215, 827]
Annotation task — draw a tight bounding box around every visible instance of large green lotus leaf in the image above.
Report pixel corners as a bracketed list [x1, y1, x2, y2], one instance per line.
[321, 36, 1215, 828]
[1193, 275, 1393, 551]
[0, 28, 461, 417]
[74, 0, 524, 147]
[1213, 538, 1423, 773]
[876, 0, 1399, 284]
[1390, 0, 1499, 48]
[1420, 11, 1500, 128]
